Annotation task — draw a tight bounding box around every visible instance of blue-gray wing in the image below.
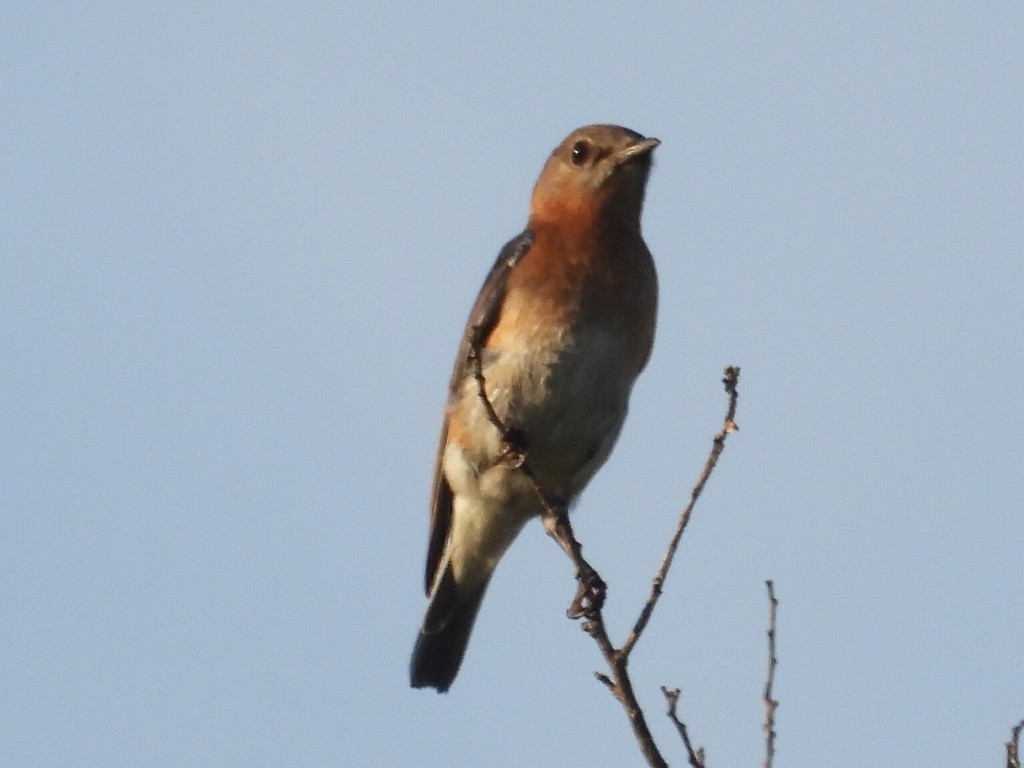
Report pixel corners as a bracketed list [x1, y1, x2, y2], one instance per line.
[424, 230, 534, 592]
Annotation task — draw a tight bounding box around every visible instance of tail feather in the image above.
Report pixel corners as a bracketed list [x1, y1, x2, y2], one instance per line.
[410, 566, 489, 692]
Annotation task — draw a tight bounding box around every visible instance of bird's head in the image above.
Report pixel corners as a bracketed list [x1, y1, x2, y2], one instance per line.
[529, 124, 660, 228]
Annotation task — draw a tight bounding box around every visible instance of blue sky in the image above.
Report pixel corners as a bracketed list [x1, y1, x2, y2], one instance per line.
[3, 3, 1022, 766]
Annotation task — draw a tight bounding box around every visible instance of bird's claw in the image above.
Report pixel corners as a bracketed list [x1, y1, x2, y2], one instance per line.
[568, 569, 607, 619]
[499, 427, 528, 469]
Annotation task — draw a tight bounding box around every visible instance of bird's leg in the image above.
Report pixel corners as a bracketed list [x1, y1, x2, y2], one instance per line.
[540, 500, 606, 619]
[497, 426, 528, 469]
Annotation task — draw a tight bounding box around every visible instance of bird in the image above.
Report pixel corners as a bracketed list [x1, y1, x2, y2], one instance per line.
[410, 124, 660, 692]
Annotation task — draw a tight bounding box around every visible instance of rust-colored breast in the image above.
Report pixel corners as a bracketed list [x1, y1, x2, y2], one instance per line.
[487, 216, 657, 374]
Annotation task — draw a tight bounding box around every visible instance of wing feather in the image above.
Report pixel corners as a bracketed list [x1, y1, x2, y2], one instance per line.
[423, 230, 534, 592]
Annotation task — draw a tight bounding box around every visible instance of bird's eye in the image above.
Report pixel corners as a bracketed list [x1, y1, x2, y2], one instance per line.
[570, 141, 590, 166]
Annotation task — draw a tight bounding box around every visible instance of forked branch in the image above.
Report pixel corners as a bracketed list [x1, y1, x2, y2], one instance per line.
[468, 326, 741, 767]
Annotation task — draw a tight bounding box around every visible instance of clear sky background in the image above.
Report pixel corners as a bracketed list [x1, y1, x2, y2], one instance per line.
[3, 3, 1022, 766]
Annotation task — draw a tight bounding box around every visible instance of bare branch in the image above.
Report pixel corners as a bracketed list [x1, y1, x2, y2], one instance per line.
[466, 325, 527, 468]
[763, 580, 779, 768]
[466, 325, 505, 439]
[661, 687, 707, 768]
[621, 366, 741, 657]
[595, 671, 616, 692]
[1008, 719, 1024, 768]
[468, 332, 742, 768]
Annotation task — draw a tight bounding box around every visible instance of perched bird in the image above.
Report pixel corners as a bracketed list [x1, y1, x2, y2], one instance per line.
[411, 124, 660, 692]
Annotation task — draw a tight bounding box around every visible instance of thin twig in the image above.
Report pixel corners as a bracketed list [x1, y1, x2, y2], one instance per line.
[661, 687, 707, 768]
[621, 366, 741, 657]
[468, 332, 741, 768]
[466, 326, 513, 451]
[763, 580, 779, 768]
[1008, 719, 1024, 768]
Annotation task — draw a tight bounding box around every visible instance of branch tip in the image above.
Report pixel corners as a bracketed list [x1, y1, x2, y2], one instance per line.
[763, 580, 779, 768]
[1008, 718, 1024, 768]
[661, 686, 707, 768]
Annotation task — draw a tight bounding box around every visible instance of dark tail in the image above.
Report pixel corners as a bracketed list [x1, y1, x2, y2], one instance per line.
[410, 566, 490, 692]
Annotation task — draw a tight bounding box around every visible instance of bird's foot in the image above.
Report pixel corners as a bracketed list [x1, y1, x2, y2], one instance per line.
[569, 566, 607, 619]
[498, 426, 528, 469]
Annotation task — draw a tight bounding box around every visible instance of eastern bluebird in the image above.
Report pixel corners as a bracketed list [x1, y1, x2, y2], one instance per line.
[410, 124, 660, 692]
